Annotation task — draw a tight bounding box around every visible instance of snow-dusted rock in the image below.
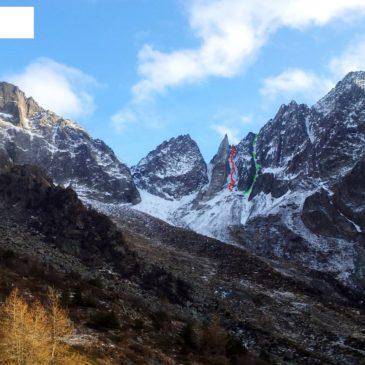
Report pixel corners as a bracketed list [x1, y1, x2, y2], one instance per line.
[0, 82, 140, 204]
[132, 71, 365, 293]
[132, 134, 207, 200]
[202, 134, 230, 199]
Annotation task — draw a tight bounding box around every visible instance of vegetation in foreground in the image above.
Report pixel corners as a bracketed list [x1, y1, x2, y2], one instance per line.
[0, 288, 90, 365]
[0, 283, 264, 365]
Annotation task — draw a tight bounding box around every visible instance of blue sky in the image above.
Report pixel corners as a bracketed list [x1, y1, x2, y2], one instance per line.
[1, 0, 365, 165]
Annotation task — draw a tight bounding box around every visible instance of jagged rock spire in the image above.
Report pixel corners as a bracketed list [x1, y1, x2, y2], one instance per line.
[203, 134, 231, 199]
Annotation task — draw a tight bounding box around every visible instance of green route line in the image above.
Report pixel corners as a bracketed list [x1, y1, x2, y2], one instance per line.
[244, 134, 261, 196]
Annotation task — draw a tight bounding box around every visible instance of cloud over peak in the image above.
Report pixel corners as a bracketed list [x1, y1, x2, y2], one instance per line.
[132, 0, 365, 102]
[260, 69, 334, 100]
[261, 37, 365, 103]
[4, 58, 97, 119]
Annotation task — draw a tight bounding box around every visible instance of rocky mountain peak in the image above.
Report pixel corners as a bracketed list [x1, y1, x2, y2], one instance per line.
[342, 70, 365, 87]
[212, 134, 229, 163]
[132, 134, 208, 200]
[201, 134, 231, 199]
[0, 82, 43, 128]
[273, 100, 308, 121]
[0, 82, 140, 205]
[314, 71, 365, 116]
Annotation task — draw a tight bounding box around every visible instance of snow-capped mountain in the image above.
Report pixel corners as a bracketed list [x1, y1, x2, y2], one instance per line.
[132, 134, 207, 200]
[2, 77, 364, 365]
[133, 71, 365, 293]
[1, 72, 364, 293]
[0, 82, 140, 204]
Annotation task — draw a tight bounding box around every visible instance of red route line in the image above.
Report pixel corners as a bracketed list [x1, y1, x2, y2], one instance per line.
[228, 145, 237, 191]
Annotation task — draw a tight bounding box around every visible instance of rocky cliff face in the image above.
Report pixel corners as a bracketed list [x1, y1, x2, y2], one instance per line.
[132, 134, 207, 200]
[202, 134, 230, 199]
[0, 82, 140, 204]
[3, 74, 365, 364]
[231, 72, 365, 291]
[2, 72, 364, 293]
[132, 71, 365, 294]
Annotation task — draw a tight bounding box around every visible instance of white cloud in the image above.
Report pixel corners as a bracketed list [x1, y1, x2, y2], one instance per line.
[240, 114, 253, 125]
[111, 108, 138, 133]
[111, 105, 166, 134]
[260, 68, 334, 100]
[261, 36, 365, 103]
[132, 0, 365, 101]
[5, 58, 97, 119]
[211, 124, 240, 144]
[113, 0, 365, 132]
[329, 37, 365, 78]
[210, 109, 253, 143]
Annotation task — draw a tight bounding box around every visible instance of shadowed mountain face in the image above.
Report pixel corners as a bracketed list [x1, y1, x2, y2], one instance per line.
[0, 159, 138, 276]
[203, 134, 231, 199]
[0, 82, 140, 204]
[130, 71, 365, 294]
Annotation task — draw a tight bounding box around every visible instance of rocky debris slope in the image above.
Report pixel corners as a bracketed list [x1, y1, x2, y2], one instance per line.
[0, 159, 201, 308]
[132, 134, 207, 200]
[1, 157, 365, 363]
[0, 82, 140, 204]
[0, 163, 364, 365]
[131, 71, 365, 295]
[0, 161, 205, 363]
[89, 199, 365, 365]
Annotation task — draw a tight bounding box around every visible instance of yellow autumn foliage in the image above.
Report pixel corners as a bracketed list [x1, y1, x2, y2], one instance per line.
[0, 288, 91, 365]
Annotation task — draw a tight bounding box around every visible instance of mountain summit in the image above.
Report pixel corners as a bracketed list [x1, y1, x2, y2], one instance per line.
[1, 72, 364, 294]
[0, 82, 140, 204]
[0, 82, 42, 128]
[132, 134, 207, 200]
[132, 71, 365, 294]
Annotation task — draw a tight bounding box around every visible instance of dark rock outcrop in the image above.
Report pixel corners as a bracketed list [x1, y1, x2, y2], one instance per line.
[0, 163, 134, 273]
[333, 158, 365, 229]
[301, 189, 360, 240]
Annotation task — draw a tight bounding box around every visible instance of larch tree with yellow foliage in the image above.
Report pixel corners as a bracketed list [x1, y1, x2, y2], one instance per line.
[0, 288, 90, 365]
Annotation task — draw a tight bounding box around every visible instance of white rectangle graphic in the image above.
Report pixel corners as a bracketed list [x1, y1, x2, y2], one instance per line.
[0, 7, 34, 39]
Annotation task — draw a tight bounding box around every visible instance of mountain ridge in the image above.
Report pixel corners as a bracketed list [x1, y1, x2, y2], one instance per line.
[132, 71, 365, 294]
[1, 72, 365, 364]
[0, 81, 141, 204]
[1, 72, 364, 294]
